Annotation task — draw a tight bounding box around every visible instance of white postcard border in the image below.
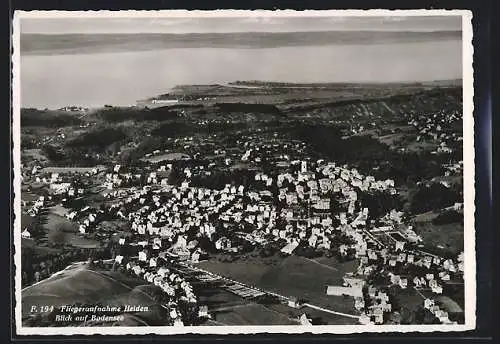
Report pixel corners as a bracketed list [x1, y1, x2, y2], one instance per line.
[12, 9, 475, 335]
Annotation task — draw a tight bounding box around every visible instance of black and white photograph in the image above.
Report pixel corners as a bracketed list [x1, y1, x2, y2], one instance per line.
[12, 10, 475, 334]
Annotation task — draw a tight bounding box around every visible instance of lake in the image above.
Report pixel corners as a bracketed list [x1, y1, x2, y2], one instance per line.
[20, 40, 461, 109]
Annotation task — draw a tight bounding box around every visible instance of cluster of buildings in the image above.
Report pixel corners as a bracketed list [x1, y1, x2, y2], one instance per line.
[59, 106, 89, 113]
[25, 195, 46, 218]
[423, 298, 455, 324]
[113, 242, 198, 326]
[443, 161, 464, 177]
[22, 147, 465, 324]
[404, 106, 462, 155]
[361, 287, 392, 325]
[20, 105, 465, 326]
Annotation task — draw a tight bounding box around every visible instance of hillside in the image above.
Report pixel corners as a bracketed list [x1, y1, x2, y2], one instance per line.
[22, 264, 170, 326]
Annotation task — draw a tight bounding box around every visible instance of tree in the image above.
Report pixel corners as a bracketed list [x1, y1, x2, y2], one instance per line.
[367, 270, 389, 287]
[432, 210, 462, 225]
[409, 183, 461, 214]
[41, 145, 66, 162]
[47, 226, 67, 247]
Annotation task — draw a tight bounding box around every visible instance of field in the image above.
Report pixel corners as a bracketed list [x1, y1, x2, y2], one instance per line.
[21, 213, 36, 229]
[413, 211, 440, 223]
[22, 149, 48, 162]
[40, 209, 100, 248]
[21, 192, 40, 203]
[389, 285, 427, 324]
[193, 276, 358, 326]
[435, 295, 463, 313]
[50, 204, 70, 217]
[42, 212, 77, 231]
[214, 303, 298, 325]
[412, 221, 464, 257]
[409, 207, 463, 257]
[198, 255, 359, 316]
[22, 265, 169, 326]
[193, 276, 298, 326]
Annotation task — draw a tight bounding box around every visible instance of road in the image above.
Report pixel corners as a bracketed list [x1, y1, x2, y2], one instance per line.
[303, 303, 360, 319]
[181, 262, 361, 321]
[360, 228, 385, 248]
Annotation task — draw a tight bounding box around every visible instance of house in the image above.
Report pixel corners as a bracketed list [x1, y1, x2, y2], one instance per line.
[153, 237, 162, 248]
[359, 313, 371, 325]
[436, 310, 450, 324]
[443, 259, 456, 272]
[327, 285, 363, 298]
[50, 172, 60, 182]
[286, 193, 298, 205]
[367, 286, 377, 298]
[132, 265, 143, 276]
[21, 229, 31, 239]
[431, 284, 443, 294]
[354, 297, 365, 310]
[308, 235, 318, 247]
[343, 277, 365, 289]
[198, 305, 209, 318]
[395, 240, 405, 252]
[413, 277, 421, 288]
[191, 251, 200, 263]
[313, 199, 330, 211]
[301, 161, 307, 173]
[149, 257, 157, 267]
[299, 313, 312, 326]
[138, 250, 148, 262]
[373, 307, 384, 324]
[420, 277, 427, 287]
[390, 274, 401, 285]
[50, 182, 71, 194]
[281, 241, 299, 255]
[381, 302, 392, 312]
[115, 255, 124, 264]
[173, 318, 184, 327]
[288, 296, 302, 308]
[424, 298, 435, 310]
[378, 291, 389, 303]
[439, 271, 450, 281]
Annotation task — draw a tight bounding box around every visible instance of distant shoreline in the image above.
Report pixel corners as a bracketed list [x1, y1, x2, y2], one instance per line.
[20, 30, 461, 56]
[21, 79, 462, 111]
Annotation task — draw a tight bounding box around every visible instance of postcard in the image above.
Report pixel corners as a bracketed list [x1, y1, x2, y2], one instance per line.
[12, 9, 475, 335]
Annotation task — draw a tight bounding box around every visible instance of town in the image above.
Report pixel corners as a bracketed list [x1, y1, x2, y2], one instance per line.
[20, 81, 465, 327]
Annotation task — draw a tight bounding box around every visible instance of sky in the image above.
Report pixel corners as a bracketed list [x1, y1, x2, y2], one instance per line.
[20, 15, 463, 34]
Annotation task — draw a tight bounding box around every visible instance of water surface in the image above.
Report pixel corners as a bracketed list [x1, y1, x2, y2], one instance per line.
[20, 39, 462, 109]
